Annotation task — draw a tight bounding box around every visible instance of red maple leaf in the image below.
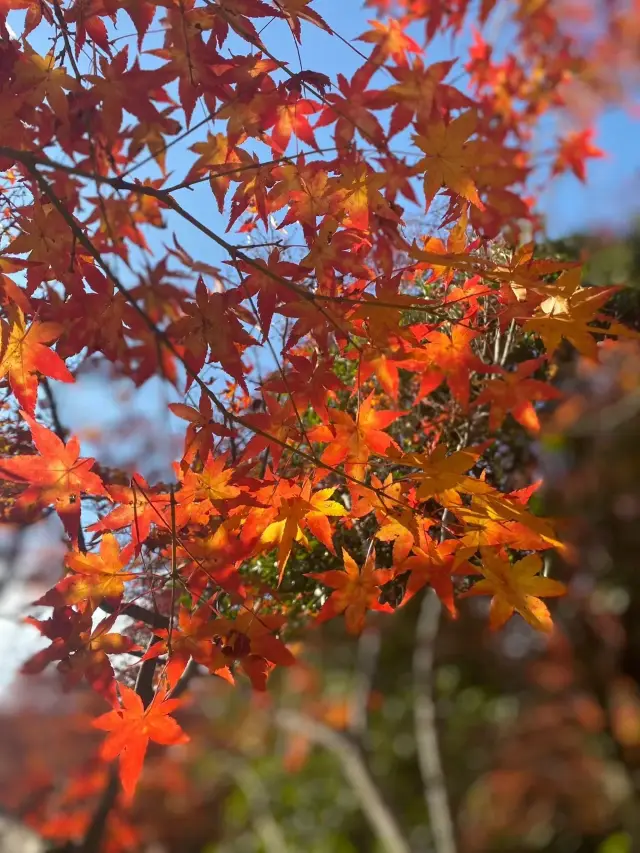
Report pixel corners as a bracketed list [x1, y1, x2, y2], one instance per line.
[0, 412, 107, 543]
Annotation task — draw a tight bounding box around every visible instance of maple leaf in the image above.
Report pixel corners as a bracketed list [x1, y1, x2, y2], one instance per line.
[308, 548, 394, 635]
[87, 474, 170, 549]
[261, 353, 344, 422]
[397, 444, 491, 505]
[399, 536, 476, 615]
[103, 0, 156, 47]
[0, 305, 74, 415]
[315, 65, 394, 150]
[386, 58, 461, 136]
[241, 395, 300, 471]
[358, 18, 421, 67]
[351, 472, 424, 564]
[275, 0, 332, 42]
[347, 343, 408, 400]
[169, 279, 256, 392]
[308, 392, 404, 481]
[142, 606, 233, 688]
[234, 248, 301, 340]
[128, 109, 182, 175]
[453, 498, 558, 552]
[0, 412, 107, 543]
[175, 516, 252, 600]
[552, 129, 604, 183]
[459, 548, 567, 632]
[0, 0, 53, 35]
[35, 533, 136, 608]
[22, 607, 138, 703]
[64, 0, 113, 56]
[269, 93, 318, 155]
[260, 480, 347, 582]
[186, 132, 242, 211]
[211, 608, 295, 690]
[330, 163, 401, 232]
[13, 46, 80, 120]
[523, 268, 622, 360]
[474, 358, 562, 432]
[456, 487, 563, 552]
[174, 452, 242, 526]
[401, 324, 491, 410]
[169, 394, 235, 465]
[93, 683, 189, 802]
[414, 110, 485, 210]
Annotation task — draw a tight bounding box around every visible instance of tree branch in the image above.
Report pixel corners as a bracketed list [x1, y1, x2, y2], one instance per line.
[348, 625, 381, 741]
[233, 765, 291, 853]
[275, 709, 410, 853]
[412, 590, 457, 853]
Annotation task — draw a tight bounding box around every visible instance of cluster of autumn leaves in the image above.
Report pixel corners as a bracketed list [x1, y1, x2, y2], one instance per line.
[0, 0, 634, 812]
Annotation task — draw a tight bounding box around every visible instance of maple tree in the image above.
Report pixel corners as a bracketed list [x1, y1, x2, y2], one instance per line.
[0, 0, 637, 850]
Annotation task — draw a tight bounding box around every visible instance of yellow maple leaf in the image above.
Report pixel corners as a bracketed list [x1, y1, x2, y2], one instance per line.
[0, 306, 74, 415]
[460, 548, 567, 632]
[397, 444, 491, 505]
[523, 267, 626, 359]
[414, 110, 485, 210]
[261, 481, 347, 583]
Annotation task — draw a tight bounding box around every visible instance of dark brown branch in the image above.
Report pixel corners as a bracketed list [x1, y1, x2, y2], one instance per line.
[99, 598, 170, 630]
[41, 378, 87, 553]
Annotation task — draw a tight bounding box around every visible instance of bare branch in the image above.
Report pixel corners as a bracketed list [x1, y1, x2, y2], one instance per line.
[348, 625, 381, 741]
[233, 765, 291, 853]
[412, 590, 457, 853]
[275, 709, 411, 853]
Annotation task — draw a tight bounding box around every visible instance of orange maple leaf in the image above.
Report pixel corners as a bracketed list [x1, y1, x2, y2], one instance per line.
[552, 129, 604, 183]
[211, 608, 296, 690]
[174, 452, 242, 526]
[358, 17, 421, 67]
[142, 605, 233, 688]
[35, 533, 136, 608]
[523, 267, 624, 360]
[474, 358, 562, 433]
[169, 394, 234, 465]
[460, 548, 567, 632]
[308, 392, 404, 481]
[315, 65, 393, 150]
[87, 473, 170, 549]
[0, 306, 74, 415]
[93, 683, 189, 802]
[308, 548, 394, 635]
[401, 324, 491, 410]
[399, 536, 475, 615]
[241, 395, 300, 471]
[275, 0, 332, 42]
[397, 444, 491, 505]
